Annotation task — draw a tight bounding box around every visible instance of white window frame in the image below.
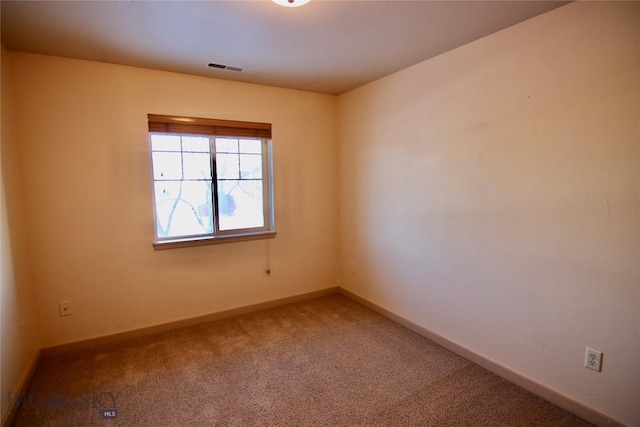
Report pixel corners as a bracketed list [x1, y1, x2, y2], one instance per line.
[148, 115, 276, 250]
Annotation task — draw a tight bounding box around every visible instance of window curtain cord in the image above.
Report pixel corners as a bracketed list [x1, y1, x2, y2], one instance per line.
[266, 239, 271, 276]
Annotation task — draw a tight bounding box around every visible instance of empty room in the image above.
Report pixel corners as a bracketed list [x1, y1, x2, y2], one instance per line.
[1, 1, 638, 426]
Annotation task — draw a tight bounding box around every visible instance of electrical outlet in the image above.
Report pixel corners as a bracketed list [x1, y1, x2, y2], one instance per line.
[350, 262, 356, 275]
[20, 321, 26, 341]
[59, 301, 72, 317]
[585, 347, 602, 372]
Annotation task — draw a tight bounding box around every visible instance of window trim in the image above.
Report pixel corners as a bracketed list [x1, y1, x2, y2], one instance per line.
[148, 114, 276, 250]
[152, 230, 276, 251]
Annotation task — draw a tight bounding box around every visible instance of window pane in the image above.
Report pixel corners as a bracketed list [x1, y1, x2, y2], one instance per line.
[151, 134, 181, 151]
[154, 181, 213, 238]
[216, 153, 239, 180]
[240, 154, 262, 179]
[217, 180, 264, 231]
[215, 137, 238, 153]
[239, 139, 262, 154]
[152, 152, 182, 180]
[182, 136, 210, 152]
[183, 152, 212, 180]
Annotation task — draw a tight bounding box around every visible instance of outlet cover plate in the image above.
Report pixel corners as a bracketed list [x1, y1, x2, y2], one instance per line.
[59, 301, 72, 317]
[585, 347, 602, 372]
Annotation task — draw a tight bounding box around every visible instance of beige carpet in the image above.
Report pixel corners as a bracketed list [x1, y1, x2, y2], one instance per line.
[12, 294, 592, 426]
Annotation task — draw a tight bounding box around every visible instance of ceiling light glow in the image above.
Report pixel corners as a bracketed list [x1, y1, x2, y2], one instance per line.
[272, 0, 311, 7]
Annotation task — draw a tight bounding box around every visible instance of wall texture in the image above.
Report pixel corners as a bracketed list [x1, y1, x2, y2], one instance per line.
[4, 1, 639, 425]
[9, 53, 339, 348]
[338, 2, 639, 425]
[1, 46, 41, 423]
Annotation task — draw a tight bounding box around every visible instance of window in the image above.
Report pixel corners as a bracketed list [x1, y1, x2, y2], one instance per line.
[148, 114, 275, 249]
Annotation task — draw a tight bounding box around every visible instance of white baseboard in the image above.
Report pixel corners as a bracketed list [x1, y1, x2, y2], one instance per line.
[338, 287, 626, 427]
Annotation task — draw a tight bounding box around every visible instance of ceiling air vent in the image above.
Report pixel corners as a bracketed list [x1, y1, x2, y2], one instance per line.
[206, 62, 245, 73]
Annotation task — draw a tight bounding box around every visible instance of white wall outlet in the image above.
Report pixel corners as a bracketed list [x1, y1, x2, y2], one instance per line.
[59, 301, 72, 317]
[585, 347, 603, 372]
[350, 262, 356, 274]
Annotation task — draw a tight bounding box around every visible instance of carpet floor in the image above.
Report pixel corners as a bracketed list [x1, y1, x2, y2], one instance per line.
[12, 294, 593, 426]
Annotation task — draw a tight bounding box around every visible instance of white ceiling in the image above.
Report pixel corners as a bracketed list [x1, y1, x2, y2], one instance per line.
[1, 0, 569, 95]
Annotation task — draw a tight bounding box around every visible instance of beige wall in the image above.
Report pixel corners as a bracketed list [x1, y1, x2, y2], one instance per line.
[338, 2, 639, 425]
[1, 46, 41, 423]
[3, 1, 639, 425]
[9, 53, 339, 348]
